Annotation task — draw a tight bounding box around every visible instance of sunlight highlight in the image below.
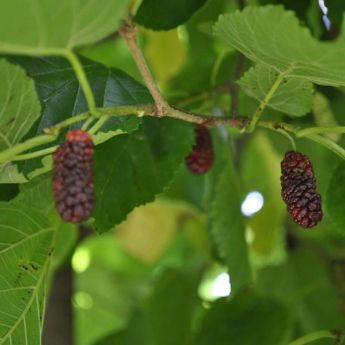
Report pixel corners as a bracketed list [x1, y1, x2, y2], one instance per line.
[211, 273, 231, 298]
[318, 0, 331, 30]
[241, 191, 264, 217]
[72, 247, 91, 273]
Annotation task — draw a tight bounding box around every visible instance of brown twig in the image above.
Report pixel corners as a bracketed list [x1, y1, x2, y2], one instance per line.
[119, 17, 169, 116]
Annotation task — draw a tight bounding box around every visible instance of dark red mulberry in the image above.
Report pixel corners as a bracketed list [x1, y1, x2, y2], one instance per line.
[281, 151, 323, 228]
[185, 125, 214, 175]
[53, 130, 95, 223]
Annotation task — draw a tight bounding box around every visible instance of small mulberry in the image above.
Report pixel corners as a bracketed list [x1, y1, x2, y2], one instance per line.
[185, 125, 214, 175]
[53, 130, 95, 223]
[280, 151, 323, 228]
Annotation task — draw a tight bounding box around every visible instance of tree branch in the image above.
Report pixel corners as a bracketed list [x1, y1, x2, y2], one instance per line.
[119, 17, 169, 116]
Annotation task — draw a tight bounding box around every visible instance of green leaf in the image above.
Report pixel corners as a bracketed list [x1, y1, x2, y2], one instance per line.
[13, 174, 77, 269]
[10, 56, 151, 175]
[145, 267, 201, 345]
[0, 59, 41, 151]
[196, 293, 292, 345]
[0, 203, 54, 344]
[135, 0, 208, 30]
[214, 5, 345, 86]
[0, 59, 40, 184]
[209, 149, 252, 294]
[0, 0, 130, 54]
[93, 117, 194, 232]
[96, 312, 148, 345]
[257, 248, 345, 333]
[326, 161, 345, 233]
[313, 92, 340, 141]
[14, 173, 53, 216]
[0, 164, 27, 184]
[74, 234, 151, 345]
[238, 64, 314, 116]
[241, 132, 286, 267]
[96, 266, 201, 345]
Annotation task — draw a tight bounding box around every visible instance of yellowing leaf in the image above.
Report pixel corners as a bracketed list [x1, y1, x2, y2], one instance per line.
[116, 199, 192, 263]
[144, 29, 187, 88]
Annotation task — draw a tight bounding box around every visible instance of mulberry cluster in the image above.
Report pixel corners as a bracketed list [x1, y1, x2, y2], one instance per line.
[53, 130, 95, 223]
[185, 125, 214, 175]
[280, 151, 323, 228]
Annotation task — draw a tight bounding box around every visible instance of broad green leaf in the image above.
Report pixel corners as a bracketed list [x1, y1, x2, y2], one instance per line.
[11, 56, 151, 175]
[93, 117, 194, 232]
[214, 5, 345, 86]
[238, 64, 314, 116]
[0, 59, 41, 151]
[196, 293, 292, 345]
[0, 59, 40, 184]
[0, 203, 54, 345]
[210, 150, 252, 294]
[326, 161, 345, 233]
[14, 174, 77, 269]
[135, 0, 208, 30]
[14, 173, 53, 216]
[0, 0, 130, 54]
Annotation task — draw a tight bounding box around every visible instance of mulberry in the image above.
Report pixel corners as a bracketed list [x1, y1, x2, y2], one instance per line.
[53, 130, 95, 223]
[185, 125, 214, 175]
[281, 151, 323, 228]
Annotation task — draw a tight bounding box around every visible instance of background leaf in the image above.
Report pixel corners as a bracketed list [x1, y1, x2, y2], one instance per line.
[257, 247, 345, 334]
[214, 5, 345, 86]
[241, 132, 286, 267]
[135, 0, 208, 30]
[196, 293, 292, 345]
[238, 64, 314, 116]
[0, 0, 130, 54]
[209, 147, 252, 294]
[93, 117, 194, 232]
[326, 161, 345, 233]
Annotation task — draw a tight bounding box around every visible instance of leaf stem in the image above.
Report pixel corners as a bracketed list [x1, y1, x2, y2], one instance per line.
[288, 330, 337, 345]
[44, 113, 89, 134]
[13, 146, 58, 161]
[304, 134, 345, 160]
[277, 129, 297, 151]
[88, 115, 109, 135]
[119, 17, 169, 116]
[297, 126, 345, 137]
[65, 51, 99, 117]
[82, 116, 96, 131]
[246, 71, 287, 132]
[0, 135, 57, 164]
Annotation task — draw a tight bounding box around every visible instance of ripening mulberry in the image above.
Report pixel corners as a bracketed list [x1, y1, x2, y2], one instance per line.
[185, 125, 214, 174]
[53, 130, 95, 223]
[280, 151, 323, 228]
